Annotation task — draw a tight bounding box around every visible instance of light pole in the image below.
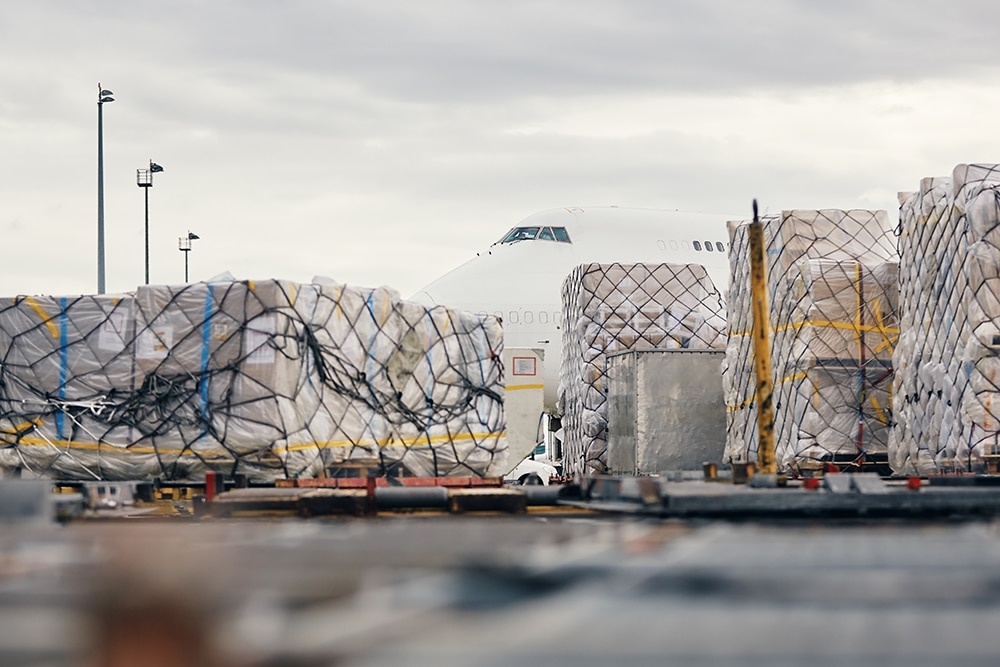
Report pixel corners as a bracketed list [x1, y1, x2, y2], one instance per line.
[136, 161, 164, 284]
[178, 231, 200, 282]
[97, 83, 114, 294]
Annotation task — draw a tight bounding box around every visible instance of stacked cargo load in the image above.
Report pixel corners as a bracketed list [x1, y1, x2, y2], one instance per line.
[0, 277, 506, 481]
[0, 294, 140, 479]
[723, 210, 899, 470]
[128, 279, 320, 479]
[890, 164, 1000, 474]
[292, 278, 506, 479]
[891, 177, 958, 473]
[957, 165, 1000, 467]
[559, 262, 727, 475]
[891, 189, 921, 472]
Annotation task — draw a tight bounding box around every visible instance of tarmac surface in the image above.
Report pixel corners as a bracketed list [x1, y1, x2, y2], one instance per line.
[3, 511, 1000, 666]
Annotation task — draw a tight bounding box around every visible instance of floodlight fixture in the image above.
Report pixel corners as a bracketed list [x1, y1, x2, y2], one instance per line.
[178, 230, 200, 282]
[96, 83, 116, 294]
[137, 160, 164, 284]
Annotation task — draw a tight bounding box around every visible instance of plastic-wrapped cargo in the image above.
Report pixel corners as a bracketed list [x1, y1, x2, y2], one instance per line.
[291, 278, 506, 478]
[890, 190, 921, 472]
[889, 164, 1000, 473]
[558, 262, 727, 476]
[775, 259, 898, 466]
[0, 294, 140, 478]
[0, 280, 326, 480]
[890, 177, 959, 474]
[0, 276, 506, 481]
[950, 165, 1000, 468]
[724, 210, 899, 470]
[129, 279, 321, 479]
[952, 165, 1000, 469]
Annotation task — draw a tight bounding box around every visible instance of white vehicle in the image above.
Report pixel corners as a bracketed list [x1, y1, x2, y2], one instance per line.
[412, 206, 733, 472]
[504, 448, 558, 486]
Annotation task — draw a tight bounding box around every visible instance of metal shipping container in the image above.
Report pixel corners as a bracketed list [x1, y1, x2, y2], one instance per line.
[606, 349, 726, 474]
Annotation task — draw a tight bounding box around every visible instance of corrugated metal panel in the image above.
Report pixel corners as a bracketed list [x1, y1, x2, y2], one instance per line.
[607, 349, 725, 474]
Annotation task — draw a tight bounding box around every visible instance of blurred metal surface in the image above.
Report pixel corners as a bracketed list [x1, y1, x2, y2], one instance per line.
[3, 517, 1000, 665]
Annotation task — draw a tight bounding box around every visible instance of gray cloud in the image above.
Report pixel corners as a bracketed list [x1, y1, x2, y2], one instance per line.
[2, 0, 1000, 297]
[10, 1, 1000, 104]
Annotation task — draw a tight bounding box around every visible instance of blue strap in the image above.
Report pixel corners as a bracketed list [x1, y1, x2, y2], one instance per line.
[199, 285, 214, 422]
[56, 297, 68, 439]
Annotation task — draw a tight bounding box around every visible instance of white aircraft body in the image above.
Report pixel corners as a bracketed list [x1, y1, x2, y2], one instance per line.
[411, 206, 733, 411]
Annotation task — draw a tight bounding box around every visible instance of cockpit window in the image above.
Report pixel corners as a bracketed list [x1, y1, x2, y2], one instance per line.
[498, 226, 573, 244]
[499, 227, 539, 243]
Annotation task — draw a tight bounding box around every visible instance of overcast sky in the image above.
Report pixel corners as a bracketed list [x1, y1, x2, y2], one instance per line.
[3, 0, 999, 298]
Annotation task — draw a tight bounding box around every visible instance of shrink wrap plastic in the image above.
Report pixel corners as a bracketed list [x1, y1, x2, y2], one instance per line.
[892, 176, 960, 473]
[558, 263, 726, 475]
[892, 164, 1000, 473]
[0, 277, 505, 481]
[723, 210, 899, 470]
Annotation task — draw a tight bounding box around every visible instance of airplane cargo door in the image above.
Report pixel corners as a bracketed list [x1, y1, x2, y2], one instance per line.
[502, 348, 545, 472]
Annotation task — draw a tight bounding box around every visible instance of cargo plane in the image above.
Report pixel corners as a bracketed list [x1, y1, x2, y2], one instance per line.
[411, 206, 732, 411]
[412, 206, 732, 477]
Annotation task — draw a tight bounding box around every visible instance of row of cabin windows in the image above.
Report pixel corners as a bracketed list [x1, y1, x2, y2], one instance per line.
[655, 239, 728, 252]
[693, 241, 726, 252]
[479, 310, 563, 326]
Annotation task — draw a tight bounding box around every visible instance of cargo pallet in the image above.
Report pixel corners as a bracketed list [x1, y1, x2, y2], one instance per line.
[567, 472, 1000, 519]
[49, 469, 584, 518]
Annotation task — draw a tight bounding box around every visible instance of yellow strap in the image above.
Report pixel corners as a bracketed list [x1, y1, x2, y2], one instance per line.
[3, 430, 506, 456]
[725, 371, 809, 412]
[0, 418, 44, 436]
[276, 430, 506, 454]
[23, 297, 60, 339]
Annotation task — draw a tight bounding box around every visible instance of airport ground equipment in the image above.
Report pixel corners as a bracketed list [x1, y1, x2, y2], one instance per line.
[606, 349, 725, 475]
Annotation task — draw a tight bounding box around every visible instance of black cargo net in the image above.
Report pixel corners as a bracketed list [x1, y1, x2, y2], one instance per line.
[558, 263, 727, 476]
[724, 210, 899, 472]
[0, 278, 505, 481]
